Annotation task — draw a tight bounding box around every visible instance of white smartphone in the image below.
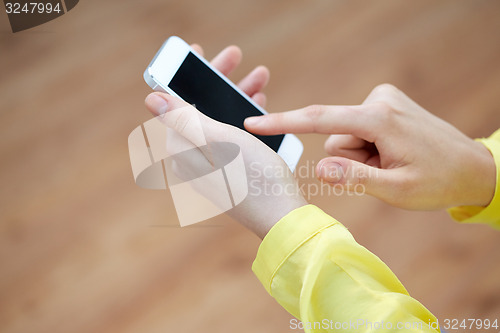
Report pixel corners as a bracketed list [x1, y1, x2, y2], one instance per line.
[143, 36, 303, 172]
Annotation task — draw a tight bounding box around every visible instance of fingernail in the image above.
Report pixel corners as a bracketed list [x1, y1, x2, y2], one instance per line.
[145, 94, 168, 116]
[319, 162, 343, 183]
[244, 116, 262, 127]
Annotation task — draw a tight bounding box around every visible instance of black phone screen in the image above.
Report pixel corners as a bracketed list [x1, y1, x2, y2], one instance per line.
[168, 52, 284, 152]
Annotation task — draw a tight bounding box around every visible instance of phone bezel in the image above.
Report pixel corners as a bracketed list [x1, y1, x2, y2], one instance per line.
[144, 36, 303, 172]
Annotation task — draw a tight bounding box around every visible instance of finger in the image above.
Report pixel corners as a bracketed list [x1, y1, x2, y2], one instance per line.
[330, 148, 372, 163]
[365, 154, 381, 168]
[251, 92, 267, 108]
[316, 156, 394, 198]
[244, 105, 376, 142]
[145, 92, 222, 166]
[237, 65, 270, 97]
[210, 45, 242, 76]
[324, 134, 371, 162]
[190, 43, 204, 57]
[324, 134, 366, 154]
[145, 92, 238, 145]
[145, 92, 197, 117]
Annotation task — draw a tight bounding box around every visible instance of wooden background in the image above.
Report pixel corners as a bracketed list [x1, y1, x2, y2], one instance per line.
[1, 1, 499, 332]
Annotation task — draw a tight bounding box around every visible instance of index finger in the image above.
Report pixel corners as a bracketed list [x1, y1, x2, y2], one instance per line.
[244, 105, 374, 141]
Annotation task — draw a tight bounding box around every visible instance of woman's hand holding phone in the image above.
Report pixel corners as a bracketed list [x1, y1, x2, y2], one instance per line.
[145, 45, 307, 238]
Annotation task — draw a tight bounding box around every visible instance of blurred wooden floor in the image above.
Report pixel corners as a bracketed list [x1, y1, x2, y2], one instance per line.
[1, 1, 500, 332]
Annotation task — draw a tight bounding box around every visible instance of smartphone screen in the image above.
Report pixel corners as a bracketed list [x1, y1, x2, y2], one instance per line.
[168, 52, 285, 152]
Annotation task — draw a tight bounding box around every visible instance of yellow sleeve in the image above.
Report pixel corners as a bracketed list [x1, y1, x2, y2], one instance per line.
[252, 205, 440, 332]
[447, 129, 500, 229]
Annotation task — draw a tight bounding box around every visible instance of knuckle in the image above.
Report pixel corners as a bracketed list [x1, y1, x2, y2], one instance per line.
[304, 105, 326, 133]
[373, 101, 393, 117]
[389, 177, 416, 203]
[371, 100, 391, 113]
[346, 105, 367, 120]
[370, 101, 402, 124]
[397, 177, 413, 192]
[354, 170, 370, 186]
[304, 104, 325, 120]
[372, 83, 400, 96]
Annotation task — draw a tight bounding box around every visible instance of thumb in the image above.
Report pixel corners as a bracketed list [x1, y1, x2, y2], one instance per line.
[316, 157, 394, 197]
[145, 92, 190, 117]
[145, 92, 208, 147]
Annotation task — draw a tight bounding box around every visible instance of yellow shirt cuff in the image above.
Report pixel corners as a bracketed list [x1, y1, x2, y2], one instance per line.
[252, 204, 339, 295]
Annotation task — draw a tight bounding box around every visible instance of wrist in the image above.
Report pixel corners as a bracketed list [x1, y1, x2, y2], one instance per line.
[459, 140, 496, 207]
[255, 197, 309, 239]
